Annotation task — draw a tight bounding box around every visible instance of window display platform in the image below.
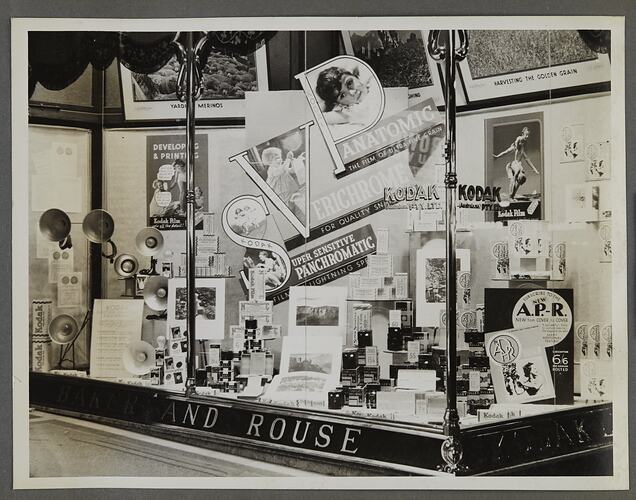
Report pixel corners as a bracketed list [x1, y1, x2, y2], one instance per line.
[30, 372, 613, 476]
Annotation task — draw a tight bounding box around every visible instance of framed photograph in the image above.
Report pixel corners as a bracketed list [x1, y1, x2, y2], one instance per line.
[287, 286, 348, 341]
[415, 246, 470, 327]
[458, 30, 611, 104]
[120, 44, 268, 120]
[341, 30, 444, 107]
[167, 278, 226, 340]
[485, 111, 544, 221]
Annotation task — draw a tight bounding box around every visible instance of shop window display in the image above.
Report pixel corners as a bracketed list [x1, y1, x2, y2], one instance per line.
[14, 21, 626, 486]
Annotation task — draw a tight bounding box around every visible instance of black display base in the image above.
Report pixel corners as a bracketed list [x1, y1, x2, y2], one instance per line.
[29, 372, 613, 477]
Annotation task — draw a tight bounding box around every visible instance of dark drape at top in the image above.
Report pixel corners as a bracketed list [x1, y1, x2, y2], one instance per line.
[28, 31, 276, 98]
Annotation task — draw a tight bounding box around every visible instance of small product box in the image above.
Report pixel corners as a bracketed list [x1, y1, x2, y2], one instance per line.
[328, 390, 345, 410]
[356, 347, 367, 366]
[347, 386, 366, 407]
[342, 348, 358, 370]
[362, 366, 380, 384]
[387, 327, 403, 351]
[365, 346, 379, 367]
[340, 366, 361, 386]
[356, 329, 373, 348]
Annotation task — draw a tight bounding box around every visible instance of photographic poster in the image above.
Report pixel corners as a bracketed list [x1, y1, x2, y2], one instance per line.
[167, 278, 226, 340]
[146, 134, 209, 230]
[120, 43, 268, 120]
[485, 326, 556, 404]
[485, 112, 544, 221]
[341, 30, 444, 106]
[296, 55, 444, 178]
[484, 288, 574, 405]
[229, 122, 313, 237]
[288, 286, 348, 341]
[458, 30, 611, 103]
[415, 246, 470, 327]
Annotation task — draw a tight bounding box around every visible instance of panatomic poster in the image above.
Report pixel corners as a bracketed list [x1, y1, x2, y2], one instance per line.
[146, 134, 209, 230]
[296, 55, 444, 178]
[244, 90, 430, 252]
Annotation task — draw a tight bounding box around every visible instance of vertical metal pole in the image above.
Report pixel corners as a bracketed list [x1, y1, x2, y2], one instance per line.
[443, 30, 459, 438]
[185, 32, 197, 395]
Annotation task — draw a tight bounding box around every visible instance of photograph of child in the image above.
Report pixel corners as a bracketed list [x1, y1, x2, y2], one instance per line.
[245, 126, 308, 224]
[304, 56, 384, 141]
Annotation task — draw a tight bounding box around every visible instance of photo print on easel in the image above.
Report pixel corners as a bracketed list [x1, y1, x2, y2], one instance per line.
[288, 286, 348, 342]
[485, 111, 544, 221]
[167, 278, 226, 340]
[229, 122, 312, 237]
[341, 30, 445, 107]
[457, 30, 611, 104]
[146, 134, 208, 230]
